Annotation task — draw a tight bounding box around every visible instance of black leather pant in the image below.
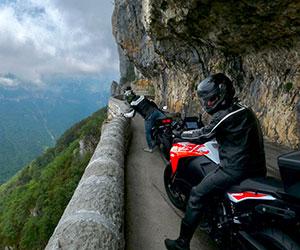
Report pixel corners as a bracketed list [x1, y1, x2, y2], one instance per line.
[182, 167, 246, 231]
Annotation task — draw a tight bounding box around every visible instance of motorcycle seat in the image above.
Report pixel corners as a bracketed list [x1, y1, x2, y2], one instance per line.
[278, 183, 300, 200]
[228, 176, 284, 197]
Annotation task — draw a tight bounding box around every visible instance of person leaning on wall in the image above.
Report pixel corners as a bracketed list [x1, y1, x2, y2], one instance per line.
[123, 87, 166, 153]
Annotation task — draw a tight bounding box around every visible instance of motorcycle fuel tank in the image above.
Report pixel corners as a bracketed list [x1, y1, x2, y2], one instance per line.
[170, 141, 220, 174]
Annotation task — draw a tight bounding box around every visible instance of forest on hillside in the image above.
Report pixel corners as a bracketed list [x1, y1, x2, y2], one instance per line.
[0, 107, 107, 249]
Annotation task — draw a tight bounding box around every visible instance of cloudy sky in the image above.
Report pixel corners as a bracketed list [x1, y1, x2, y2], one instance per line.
[0, 0, 119, 86]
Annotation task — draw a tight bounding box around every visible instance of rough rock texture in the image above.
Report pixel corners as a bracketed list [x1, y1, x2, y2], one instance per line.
[111, 80, 121, 96]
[113, 0, 300, 148]
[108, 96, 132, 119]
[118, 46, 137, 86]
[297, 100, 300, 138]
[45, 98, 130, 250]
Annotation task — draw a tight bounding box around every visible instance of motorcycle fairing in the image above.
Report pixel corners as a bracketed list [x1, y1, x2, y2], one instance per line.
[203, 141, 220, 164]
[170, 141, 220, 174]
[170, 142, 208, 174]
[227, 191, 276, 203]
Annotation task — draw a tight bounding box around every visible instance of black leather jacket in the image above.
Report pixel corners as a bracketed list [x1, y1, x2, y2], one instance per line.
[181, 103, 266, 174]
[126, 95, 159, 119]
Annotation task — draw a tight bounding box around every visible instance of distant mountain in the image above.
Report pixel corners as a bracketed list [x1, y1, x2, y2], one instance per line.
[0, 74, 111, 183]
[0, 107, 107, 249]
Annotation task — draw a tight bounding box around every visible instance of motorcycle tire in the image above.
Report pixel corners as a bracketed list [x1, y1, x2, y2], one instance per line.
[164, 164, 189, 211]
[157, 135, 171, 161]
[253, 228, 300, 250]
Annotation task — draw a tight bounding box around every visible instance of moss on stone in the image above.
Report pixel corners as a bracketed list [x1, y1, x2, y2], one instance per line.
[284, 82, 293, 92]
[148, 85, 156, 96]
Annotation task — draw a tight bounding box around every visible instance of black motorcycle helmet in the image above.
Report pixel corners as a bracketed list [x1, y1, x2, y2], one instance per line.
[197, 73, 235, 114]
[124, 86, 136, 103]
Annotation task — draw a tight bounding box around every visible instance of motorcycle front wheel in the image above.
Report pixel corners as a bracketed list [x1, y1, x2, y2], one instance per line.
[163, 164, 189, 211]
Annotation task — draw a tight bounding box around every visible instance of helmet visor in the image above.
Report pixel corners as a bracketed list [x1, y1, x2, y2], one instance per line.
[200, 93, 220, 109]
[198, 84, 220, 109]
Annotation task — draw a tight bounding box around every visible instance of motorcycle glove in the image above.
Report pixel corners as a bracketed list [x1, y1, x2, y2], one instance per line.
[123, 109, 135, 118]
[181, 128, 204, 139]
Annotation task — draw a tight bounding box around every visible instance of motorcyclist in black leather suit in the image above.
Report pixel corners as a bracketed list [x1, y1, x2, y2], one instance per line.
[165, 73, 266, 250]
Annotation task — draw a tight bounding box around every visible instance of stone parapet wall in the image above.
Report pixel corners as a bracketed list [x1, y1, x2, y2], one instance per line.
[46, 97, 130, 250]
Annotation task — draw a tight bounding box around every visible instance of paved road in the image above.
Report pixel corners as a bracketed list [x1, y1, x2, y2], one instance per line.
[125, 116, 217, 250]
[124, 115, 291, 250]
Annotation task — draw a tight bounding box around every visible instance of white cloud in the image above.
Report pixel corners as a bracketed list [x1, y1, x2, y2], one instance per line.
[0, 0, 118, 85]
[0, 76, 19, 87]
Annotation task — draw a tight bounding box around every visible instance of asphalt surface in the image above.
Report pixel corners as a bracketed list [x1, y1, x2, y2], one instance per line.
[124, 115, 291, 250]
[125, 116, 217, 250]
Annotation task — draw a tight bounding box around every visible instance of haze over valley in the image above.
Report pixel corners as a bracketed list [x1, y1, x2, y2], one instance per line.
[0, 74, 112, 183]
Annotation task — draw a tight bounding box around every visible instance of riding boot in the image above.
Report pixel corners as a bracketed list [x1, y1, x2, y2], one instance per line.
[164, 221, 195, 250]
[184, 207, 211, 232]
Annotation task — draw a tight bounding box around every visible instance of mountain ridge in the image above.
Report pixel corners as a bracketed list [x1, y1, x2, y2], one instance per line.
[0, 77, 110, 184]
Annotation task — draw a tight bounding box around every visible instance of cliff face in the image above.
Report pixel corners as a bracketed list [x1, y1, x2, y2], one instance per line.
[112, 0, 300, 148]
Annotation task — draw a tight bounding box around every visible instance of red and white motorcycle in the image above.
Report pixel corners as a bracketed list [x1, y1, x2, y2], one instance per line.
[164, 140, 300, 249]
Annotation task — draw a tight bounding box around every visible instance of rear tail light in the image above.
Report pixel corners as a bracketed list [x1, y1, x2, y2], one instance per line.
[162, 119, 172, 124]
